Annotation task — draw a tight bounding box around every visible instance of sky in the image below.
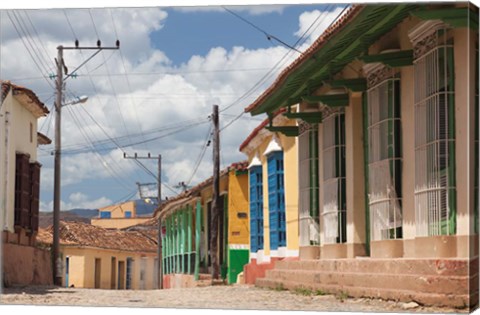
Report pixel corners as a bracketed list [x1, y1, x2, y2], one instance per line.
[1, 2, 350, 212]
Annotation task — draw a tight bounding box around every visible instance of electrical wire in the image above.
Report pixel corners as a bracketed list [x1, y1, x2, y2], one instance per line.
[222, 6, 303, 54]
[186, 123, 212, 186]
[219, 5, 348, 131]
[108, 8, 150, 152]
[6, 11, 54, 90]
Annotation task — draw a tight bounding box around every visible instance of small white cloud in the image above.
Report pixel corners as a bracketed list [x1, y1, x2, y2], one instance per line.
[294, 6, 348, 47]
[40, 193, 112, 212]
[173, 5, 288, 15]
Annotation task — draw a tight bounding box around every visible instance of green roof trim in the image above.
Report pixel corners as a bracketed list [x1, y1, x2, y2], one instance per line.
[329, 78, 367, 92]
[302, 93, 349, 107]
[284, 111, 323, 124]
[265, 126, 299, 137]
[249, 4, 420, 116]
[359, 50, 414, 67]
[411, 7, 479, 30]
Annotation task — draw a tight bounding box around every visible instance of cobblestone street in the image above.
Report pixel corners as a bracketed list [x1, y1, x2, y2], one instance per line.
[0, 284, 466, 313]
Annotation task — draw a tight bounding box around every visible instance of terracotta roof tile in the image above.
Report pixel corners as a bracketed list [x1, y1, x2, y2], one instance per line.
[244, 5, 364, 114]
[153, 160, 248, 217]
[37, 221, 157, 253]
[1, 80, 49, 115]
[239, 108, 286, 151]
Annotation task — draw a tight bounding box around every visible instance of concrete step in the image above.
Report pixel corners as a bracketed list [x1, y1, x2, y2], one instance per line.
[263, 268, 470, 295]
[273, 258, 475, 276]
[256, 278, 472, 308]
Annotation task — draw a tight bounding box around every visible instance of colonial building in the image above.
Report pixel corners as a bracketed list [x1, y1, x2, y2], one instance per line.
[1, 80, 52, 286]
[91, 200, 151, 229]
[239, 111, 299, 284]
[154, 162, 250, 288]
[244, 3, 478, 309]
[37, 221, 158, 289]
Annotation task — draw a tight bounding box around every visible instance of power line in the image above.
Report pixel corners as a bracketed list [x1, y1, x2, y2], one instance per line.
[219, 4, 347, 131]
[108, 8, 150, 152]
[186, 123, 212, 186]
[222, 6, 303, 54]
[6, 11, 54, 90]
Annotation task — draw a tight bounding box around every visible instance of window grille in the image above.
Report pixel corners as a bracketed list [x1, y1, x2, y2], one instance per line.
[367, 78, 403, 241]
[414, 28, 456, 236]
[267, 151, 286, 249]
[249, 166, 264, 252]
[322, 112, 346, 244]
[299, 123, 320, 246]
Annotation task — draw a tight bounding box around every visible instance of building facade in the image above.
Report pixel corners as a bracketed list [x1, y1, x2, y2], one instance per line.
[37, 221, 158, 290]
[1, 80, 52, 286]
[244, 3, 478, 308]
[155, 162, 250, 288]
[91, 200, 151, 229]
[239, 112, 299, 284]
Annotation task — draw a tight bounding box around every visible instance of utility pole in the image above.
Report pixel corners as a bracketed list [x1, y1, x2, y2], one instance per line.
[52, 40, 119, 286]
[123, 152, 162, 289]
[52, 45, 64, 287]
[210, 104, 220, 281]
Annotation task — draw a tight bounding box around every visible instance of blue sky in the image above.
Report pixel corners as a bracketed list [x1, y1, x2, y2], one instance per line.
[0, 3, 348, 211]
[152, 4, 336, 65]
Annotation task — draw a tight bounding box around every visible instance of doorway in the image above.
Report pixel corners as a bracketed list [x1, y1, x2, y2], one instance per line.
[110, 257, 116, 289]
[126, 258, 133, 290]
[65, 257, 70, 288]
[94, 258, 101, 289]
[118, 261, 125, 289]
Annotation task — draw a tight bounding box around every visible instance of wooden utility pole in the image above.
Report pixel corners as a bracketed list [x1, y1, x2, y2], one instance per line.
[52, 45, 64, 287]
[52, 41, 119, 286]
[123, 152, 162, 288]
[210, 105, 220, 281]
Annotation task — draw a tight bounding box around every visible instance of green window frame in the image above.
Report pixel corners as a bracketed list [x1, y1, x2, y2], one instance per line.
[366, 76, 403, 241]
[322, 112, 346, 244]
[413, 28, 456, 236]
[299, 123, 320, 246]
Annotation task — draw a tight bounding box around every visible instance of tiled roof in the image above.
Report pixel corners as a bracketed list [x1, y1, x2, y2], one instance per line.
[238, 108, 286, 151]
[153, 160, 248, 217]
[244, 5, 363, 114]
[1, 80, 49, 116]
[37, 221, 157, 252]
[37, 132, 52, 145]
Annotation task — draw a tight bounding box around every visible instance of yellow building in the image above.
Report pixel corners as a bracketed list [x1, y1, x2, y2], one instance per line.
[1, 80, 52, 286]
[155, 161, 250, 288]
[239, 111, 299, 284]
[37, 221, 157, 289]
[91, 200, 150, 229]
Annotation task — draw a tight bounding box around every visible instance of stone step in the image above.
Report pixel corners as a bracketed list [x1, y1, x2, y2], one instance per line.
[273, 258, 475, 276]
[263, 269, 470, 295]
[198, 273, 212, 280]
[256, 278, 472, 308]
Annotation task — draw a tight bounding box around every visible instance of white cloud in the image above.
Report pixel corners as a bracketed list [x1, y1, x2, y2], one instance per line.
[173, 5, 288, 15]
[40, 192, 112, 212]
[294, 6, 348, 47]
[3, 5, 331, 206]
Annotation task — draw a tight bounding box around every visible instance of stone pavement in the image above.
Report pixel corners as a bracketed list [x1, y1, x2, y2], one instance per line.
[0, 284, 468, 313]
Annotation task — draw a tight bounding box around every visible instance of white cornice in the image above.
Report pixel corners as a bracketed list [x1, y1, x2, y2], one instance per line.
[408, 20, 446, 45]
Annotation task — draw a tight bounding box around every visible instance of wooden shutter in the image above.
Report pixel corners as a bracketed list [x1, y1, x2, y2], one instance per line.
[14, 153, 30, 228]
[30, 162, 41, 232]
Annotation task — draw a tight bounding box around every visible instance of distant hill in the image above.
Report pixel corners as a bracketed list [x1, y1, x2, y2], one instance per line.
[39, 199, 157, 228]
[39, 209, 97, 228]
[68, 208, 99, 218]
